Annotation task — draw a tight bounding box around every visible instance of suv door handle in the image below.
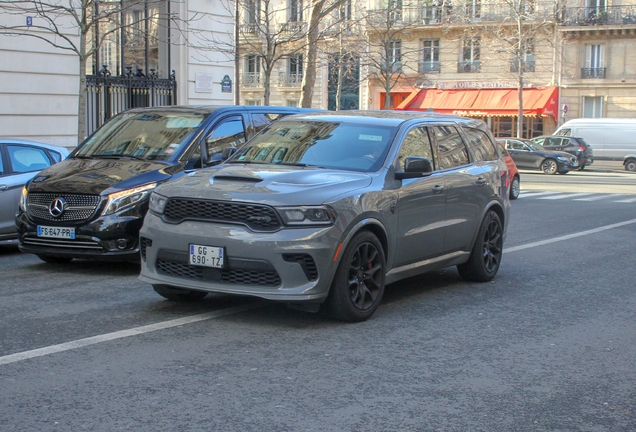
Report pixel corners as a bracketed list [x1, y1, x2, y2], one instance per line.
[432, 185, 444, 193]
[476, 177, 487, 185]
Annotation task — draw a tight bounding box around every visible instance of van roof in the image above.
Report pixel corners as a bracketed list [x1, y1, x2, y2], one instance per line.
[560, 118, 636, 125]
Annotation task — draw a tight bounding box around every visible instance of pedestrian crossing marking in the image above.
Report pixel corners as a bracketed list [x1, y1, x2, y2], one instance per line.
[573, 194, 625, 201]
[517, 191, 636, 203]
[538, 193, 594, 200]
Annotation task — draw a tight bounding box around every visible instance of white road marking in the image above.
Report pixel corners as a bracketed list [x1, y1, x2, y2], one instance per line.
[538, 193, 595, 200]
[3, 218, 636, 366]
[614, 196, 636, 203]
[504, 218, 636, 254]
[574, 194, 625, 201]
[517, 191, 561, 198]
[0, 303, 263, 366]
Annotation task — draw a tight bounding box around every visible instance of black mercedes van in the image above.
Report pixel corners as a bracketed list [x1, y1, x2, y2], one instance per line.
[16, 105, 317, 263]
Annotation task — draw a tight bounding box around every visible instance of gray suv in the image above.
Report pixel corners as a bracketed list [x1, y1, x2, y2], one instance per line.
[139, 111, 510, 322]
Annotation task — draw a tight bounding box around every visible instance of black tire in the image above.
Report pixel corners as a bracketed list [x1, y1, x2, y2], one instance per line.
[509, 176, 520, 200]
[457, 211, 503, 282]
[625, 158, 636, 172]
[325, 231, 386, 322]
[37, 254, 73, 264]
[541, 159, 558, 175]
[153, 284, 208, 301]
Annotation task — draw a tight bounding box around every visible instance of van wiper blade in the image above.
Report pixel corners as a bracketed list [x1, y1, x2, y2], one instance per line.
[92, 154, 147, 161]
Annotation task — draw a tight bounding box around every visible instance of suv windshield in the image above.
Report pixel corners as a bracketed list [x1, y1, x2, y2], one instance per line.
[74, 111, 209, 161]
[229, 120, 397, 172]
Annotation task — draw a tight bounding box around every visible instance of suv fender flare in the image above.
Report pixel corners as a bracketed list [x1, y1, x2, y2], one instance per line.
[466, 201, 507, 252]
[334, 217, 390, 270]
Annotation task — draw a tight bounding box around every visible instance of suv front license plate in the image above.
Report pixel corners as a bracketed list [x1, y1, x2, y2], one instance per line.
[37, 226, 76, 239]
[189, 244, 225, 268]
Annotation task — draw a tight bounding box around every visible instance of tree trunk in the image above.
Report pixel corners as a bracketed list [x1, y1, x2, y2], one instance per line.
[263, 67, 272, 105]
[300, 0, 324, 108]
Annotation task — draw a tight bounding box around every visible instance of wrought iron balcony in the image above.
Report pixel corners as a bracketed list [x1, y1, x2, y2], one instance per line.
[581, 68, 606, 79]
[280, 21, 307, 34]
[241, 72, 263, 87]
[239, 23, 261, 36]
[419, 61, 440, 73]
[560, 6, 636, 26]
[458, 61, 481, 73]
[278, 73, 302, 87]
[510, 61, 535, 73]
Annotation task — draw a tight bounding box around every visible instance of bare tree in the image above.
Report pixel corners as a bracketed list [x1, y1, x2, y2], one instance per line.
[362, 1, 429, 110]
[477, 0, 557, 137]
[0, 0, 186, 142]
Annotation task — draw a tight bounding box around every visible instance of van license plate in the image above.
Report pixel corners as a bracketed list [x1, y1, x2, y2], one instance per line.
[37, 226, 76, 239]
[189, 244, 224, 268]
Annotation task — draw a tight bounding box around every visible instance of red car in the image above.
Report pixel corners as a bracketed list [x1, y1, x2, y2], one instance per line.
[496, 140, 520, 200]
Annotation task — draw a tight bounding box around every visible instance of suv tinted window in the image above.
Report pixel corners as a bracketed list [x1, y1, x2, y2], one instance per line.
[433, 126, 469, 169]
[398, 127, 435, 169]
[463, 128, 497, 161]
[543, 137, 562, 147]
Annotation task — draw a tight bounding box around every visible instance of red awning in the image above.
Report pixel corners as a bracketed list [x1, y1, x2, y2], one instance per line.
[396, 87, 559, 120]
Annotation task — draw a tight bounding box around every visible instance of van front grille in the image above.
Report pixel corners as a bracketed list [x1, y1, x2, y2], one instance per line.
[27, 193, 101, 222]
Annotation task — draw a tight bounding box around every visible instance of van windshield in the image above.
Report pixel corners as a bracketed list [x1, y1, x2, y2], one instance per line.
[74, 112, 208, 161]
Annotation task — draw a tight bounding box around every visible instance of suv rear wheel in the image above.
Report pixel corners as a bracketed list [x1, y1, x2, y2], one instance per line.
[457, 211, 503, 282]
[625, 158, 636, 172]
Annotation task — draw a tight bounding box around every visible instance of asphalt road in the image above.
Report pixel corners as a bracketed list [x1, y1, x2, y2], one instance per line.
[1, 173, 635, 431]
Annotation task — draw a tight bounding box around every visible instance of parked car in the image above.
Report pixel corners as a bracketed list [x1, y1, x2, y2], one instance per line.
[553, 118, 634, 171]
[498, 137, 578, 175]
[138, 111, 511, 322]
[16, 106, 318, 263]
[530, 135, 594, 170]
[1, 140, 68, 241]
[496, 140, 520, 200]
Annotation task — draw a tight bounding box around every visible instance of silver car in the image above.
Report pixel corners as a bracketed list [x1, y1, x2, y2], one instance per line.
[139, 111, 510, 322]
[0, 140, 68, 241]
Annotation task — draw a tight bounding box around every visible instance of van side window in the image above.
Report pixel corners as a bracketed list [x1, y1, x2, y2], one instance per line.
[398, 127, 435, 170]
[433, 126, 469, 169]
[556, 128, 571, 137]
[463, 128, 497, 161]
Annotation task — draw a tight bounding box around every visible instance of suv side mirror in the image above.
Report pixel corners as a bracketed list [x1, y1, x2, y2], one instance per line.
[396, 157, 433, 180]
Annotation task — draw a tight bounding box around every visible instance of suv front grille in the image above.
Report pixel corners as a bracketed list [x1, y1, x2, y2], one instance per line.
[27, 193, 101, 222]
[156, 259, 282, 287]
[163, 198, 281, 231]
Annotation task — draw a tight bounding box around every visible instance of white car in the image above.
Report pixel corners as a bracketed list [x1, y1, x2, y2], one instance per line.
[0, 140, 68, 241]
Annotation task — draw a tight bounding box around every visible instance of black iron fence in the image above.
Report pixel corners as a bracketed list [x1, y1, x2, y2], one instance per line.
[86, 67, 177, 136]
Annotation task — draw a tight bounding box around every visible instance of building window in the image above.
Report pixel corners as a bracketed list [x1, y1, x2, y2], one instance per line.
[243, 54, 261, 86]
[335, 0, 352, 20]
[583, 44, 605, 78]
[286, 100, 298, 107]
[420, 39, 440, 73]
[246, 54, 261, 73]
[511, 38, 535, 72]
[388, 0, 403, 22]
[582, 96, 603, 118]
[245, 0, 261, 23]
[289, 53, 303, 75]
[290, 0, 303, 22]
[464, 0, 481, 19]
[246, 99, 262, 106]
[389, 40, 402, 64]
[459, 37, 480, 72]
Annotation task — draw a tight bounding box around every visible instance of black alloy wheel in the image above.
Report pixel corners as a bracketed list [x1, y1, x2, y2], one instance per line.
[457, 211, 503, 282]
[325, 231, 386, 322]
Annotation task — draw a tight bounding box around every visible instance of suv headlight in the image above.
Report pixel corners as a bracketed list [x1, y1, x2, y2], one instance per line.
[148, 192, 168, 215]
[277, 206, 336, 227]
[103, 183, 157, 216]
[19, 187, 28, 212]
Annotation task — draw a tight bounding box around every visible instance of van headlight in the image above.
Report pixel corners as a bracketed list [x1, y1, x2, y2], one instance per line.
[103, 183, 157, 216]
[19, 187, 28, 212]
[277, 206, 336, 226]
